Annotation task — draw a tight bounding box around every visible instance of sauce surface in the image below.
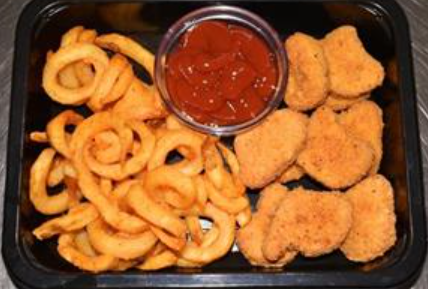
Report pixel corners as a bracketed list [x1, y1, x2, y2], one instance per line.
[165, 20, 278, 125]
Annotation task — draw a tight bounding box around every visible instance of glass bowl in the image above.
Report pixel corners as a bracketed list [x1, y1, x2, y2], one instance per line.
[155, 5, 288, 136]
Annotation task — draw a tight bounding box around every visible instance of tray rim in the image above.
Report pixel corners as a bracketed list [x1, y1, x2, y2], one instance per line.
[2, 0, 426, 288]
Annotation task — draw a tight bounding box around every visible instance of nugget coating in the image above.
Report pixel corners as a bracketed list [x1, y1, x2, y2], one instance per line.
[341, 175, 396, 262]
[284, 33, 329, 111]
[234, 109, 308, 189]
[237, 184, 297, 267]
[324, 93, 369, 111]
[297, 106, 374, 189]
[339, 100, 383, 174]
[322, 26, 384, 97]
[263, 188, 353, 260]
[278, 164, 305, 183]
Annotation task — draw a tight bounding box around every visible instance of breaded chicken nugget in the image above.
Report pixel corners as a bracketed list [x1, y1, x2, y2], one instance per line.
[341, 175, 396, 262]
[263, 188, 352, 260]
[324, 93, 369, 111]
[297, 106, 374, 189]
[237, 184, 297, 267]
[284, 33, 329, 111]
[277, 164, 304, 184]
[339, 100, 384, 174]
[322, 26, 385, 97]
[234, 109, 308, 189]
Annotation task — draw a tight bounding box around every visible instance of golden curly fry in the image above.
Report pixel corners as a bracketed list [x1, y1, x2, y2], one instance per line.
[205, 178, 250, 214]
[58, 233, 119, 273]
[58, 64, 81, 89]
[29, 131, 49, 143]
[87, 218, 158, 260]
[148, 129, 204, 176]
[144, 166, 197, 209]
[179, 203, 235, 264]
[95, 33, 155, 78]
[71, 114, 150, 233]
[112, 79, 168, 121]
[137, 250, 178, 271]
[30, 148, 79, 215]
[126, 183, 187, 238]
[82, 119, 155, 181]
[186, 216, 204, 245]
[150, 225, 186, 252]
[46, 156, 77, 189]
[43, 43, 109, 105]
[235, 206, 252, 228]
[203, 140, 245, 198]
[59, 26, 97, 87]
[91, 131, 122, 164]
[47, 110, 84, 158]
[87, 54, 134, 111]
[74, 230, 97, 257]
[33, 203, 99, 240]
[47, 157, 67, 187]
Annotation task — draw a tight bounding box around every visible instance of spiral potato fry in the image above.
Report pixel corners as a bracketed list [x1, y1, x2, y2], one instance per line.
[43, 43, 109, 105]
[95, 33, 155, 78]
[126, 184, 187, 239]
[87, 54, 134, 111]
[47, 110, 84, 158]
[43, 26, 159, 112]
[33, 203, 99, 240]
[47, 157, 77, 187]
[30, 25, 252, 273]
[58, 26, 97, 88]
[30, 148, 80, 215]
[137, 250, 178, 271]
[202, 140, 250, 218]
[72, 112, 155, 181]
[87, 218, 158, 260]
[178, 203, 235, 264]
[58, 233, 119, 273]
[144, 166, 197, 209]
[147, 130, 204, 176]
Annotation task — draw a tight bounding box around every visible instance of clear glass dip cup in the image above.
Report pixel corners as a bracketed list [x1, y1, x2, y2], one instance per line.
[155, 5, 288, 136]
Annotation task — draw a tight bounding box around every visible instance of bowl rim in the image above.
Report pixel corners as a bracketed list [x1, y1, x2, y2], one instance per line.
[154, 4, 288, 136]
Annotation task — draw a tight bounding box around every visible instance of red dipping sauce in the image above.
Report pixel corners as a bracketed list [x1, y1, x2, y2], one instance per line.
[165, 20, 278, 125]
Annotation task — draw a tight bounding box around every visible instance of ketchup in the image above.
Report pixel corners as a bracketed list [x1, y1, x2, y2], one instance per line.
[165, 20, 278, 126]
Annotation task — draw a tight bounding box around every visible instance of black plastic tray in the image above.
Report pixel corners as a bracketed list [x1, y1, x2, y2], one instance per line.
[2, 0, 426, 288]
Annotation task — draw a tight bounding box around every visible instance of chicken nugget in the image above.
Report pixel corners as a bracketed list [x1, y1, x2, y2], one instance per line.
[324, 93, 369, 111]
[237, 184, 297, 267]
[277, 164, 304, 184]
[341, 175, 396, 262]
[234, 109, 308, 189]
[284, 33, 329, 111]
[263, 187, 352, 260]
[322, 26, 385, 97]
[339, 100, 383, 174]
[297, 106, 374, 189]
